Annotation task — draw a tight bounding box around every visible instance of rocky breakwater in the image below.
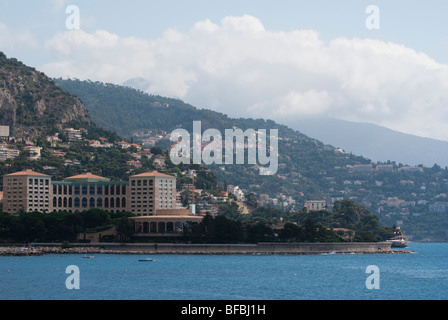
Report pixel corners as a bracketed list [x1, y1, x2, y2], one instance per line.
[0, 243, 415, 256]
[0, 246, 148, 256]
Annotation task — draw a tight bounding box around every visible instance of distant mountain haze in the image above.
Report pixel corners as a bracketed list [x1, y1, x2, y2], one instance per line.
[282, 116, 448, 168]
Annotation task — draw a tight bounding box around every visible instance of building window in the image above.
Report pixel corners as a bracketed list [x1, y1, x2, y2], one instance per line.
[82, 197, 88, 208]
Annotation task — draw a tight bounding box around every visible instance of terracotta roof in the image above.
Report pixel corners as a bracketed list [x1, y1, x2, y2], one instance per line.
[64, 173, 110, 181]
[155, 209, 196, 216]
[4, 170, 49, 177]
[131, 171, 175, 178]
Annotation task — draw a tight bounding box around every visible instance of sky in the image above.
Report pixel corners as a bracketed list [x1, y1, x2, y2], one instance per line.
[1, 0, 448, 141]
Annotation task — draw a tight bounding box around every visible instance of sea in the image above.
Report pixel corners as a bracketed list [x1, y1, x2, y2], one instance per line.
[0, 242, 447, 301]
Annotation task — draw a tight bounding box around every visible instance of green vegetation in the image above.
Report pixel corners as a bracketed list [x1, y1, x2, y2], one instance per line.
[0, 200, 393, 244]
[0, 209, 134, 243]
[211, 200, 394, 243]
[185, 214, 345, 244]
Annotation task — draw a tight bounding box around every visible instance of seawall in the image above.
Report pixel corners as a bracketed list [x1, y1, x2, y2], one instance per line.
[0, 242, 410, 256]
[93, 242, 394, 254]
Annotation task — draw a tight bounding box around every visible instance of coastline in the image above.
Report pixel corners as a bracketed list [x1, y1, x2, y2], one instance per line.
[0, 242, 414, 256]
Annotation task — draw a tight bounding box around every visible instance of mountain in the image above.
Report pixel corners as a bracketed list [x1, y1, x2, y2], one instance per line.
[54, 78, 369, 196]
[54, 78, 448, 241]
[54, 78, 240, 139]
[282, 116, 448, 168]
[0, 52, 92, 141]
[7, 54, 446, 240]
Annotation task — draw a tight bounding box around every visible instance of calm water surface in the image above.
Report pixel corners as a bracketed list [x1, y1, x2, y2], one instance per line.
[1, 243, 447, 300]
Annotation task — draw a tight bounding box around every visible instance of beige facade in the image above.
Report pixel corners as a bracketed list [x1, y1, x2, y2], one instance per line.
[51, 173, 128, 213]
[0, 145, 20, 161]
[305, 200, 327, 212]
[2, 170, 181, 216]
[127, 172, 177, 216]
[3, 170, 204, 238]
[132, 209, 203, 237]
[3, 170, 52, 214]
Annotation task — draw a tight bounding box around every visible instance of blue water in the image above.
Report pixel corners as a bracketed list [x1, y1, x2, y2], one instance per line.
[1, 243, 447, 300]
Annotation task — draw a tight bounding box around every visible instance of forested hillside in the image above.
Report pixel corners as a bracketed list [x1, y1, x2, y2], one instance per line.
[0, 53, 92, 140]
[55, 79, 448, 241]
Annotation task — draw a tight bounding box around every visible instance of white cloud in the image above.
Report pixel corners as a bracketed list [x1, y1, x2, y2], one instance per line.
[41, 15, 448, 141]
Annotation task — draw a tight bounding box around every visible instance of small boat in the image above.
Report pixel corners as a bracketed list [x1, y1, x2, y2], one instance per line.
[83, 256, 95, 259]
[139, 258, 156, 262]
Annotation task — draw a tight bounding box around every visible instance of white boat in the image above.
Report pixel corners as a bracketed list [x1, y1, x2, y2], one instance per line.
[83, 256, 95, 259]
[139, 258, 156, 262]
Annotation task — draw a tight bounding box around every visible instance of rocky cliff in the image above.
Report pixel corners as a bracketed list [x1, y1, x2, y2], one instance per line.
[0, 52, 92, 141]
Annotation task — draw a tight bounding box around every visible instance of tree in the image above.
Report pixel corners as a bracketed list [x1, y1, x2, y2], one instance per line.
[244, 222, 274, 243]
[80, 209, 111, 229]
[303, 218, 318, 242]
[279, 222, 303, 242]
[245, 193, 258, 208]
[116, 218, 135, 242]
[214, 215, 243, 243]
[150, 146, 164, 156]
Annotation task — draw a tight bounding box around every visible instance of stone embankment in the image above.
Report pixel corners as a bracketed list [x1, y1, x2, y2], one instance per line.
[0, 246, 147, 256]
[0, 242, 414, 256]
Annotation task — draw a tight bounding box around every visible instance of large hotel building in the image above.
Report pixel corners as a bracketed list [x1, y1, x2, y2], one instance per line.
[2, 169, 178, 216]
